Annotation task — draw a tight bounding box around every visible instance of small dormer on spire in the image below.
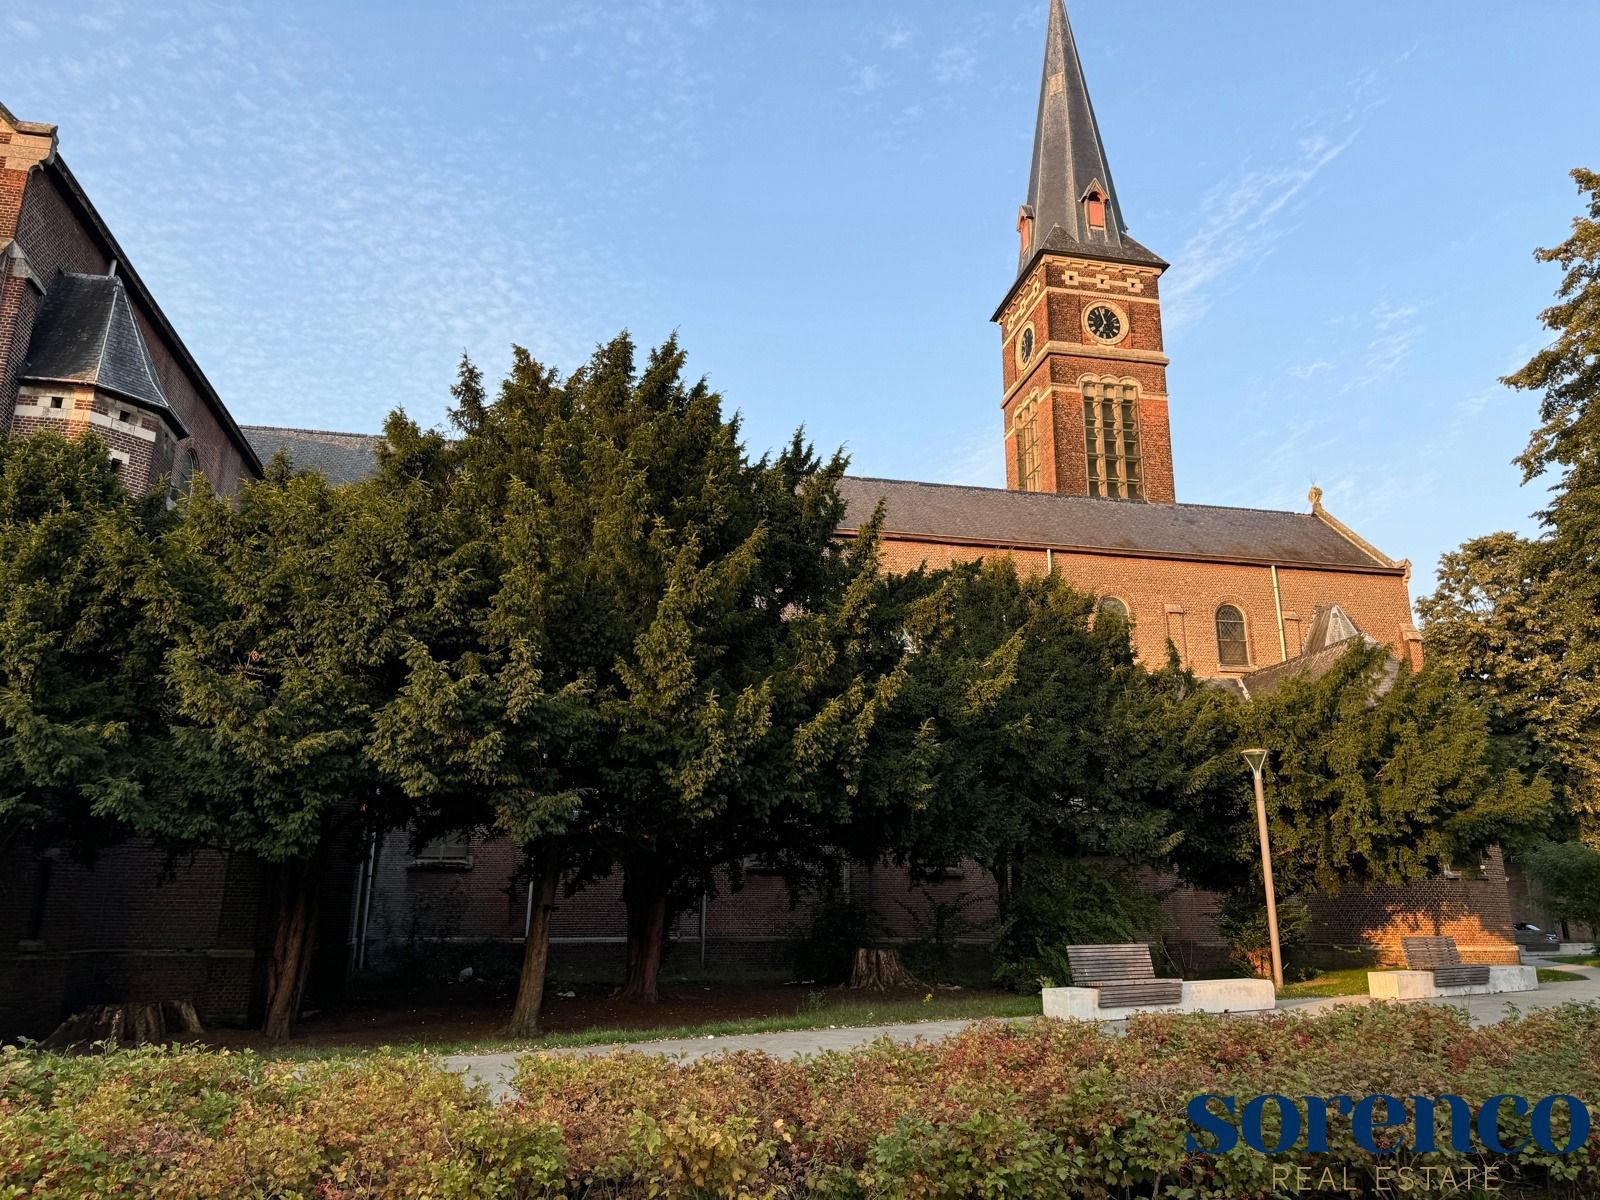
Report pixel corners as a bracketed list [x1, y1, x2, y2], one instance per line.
[1017, 1, 1164, 276]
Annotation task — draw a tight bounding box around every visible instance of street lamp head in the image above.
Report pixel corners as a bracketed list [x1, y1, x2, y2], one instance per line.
[1240, 748, 1269, 777]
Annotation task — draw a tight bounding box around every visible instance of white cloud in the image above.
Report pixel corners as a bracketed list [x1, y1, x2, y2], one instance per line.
[1164, 127, 1359, 328]
[7, 16, 41, 38]
[844, 63, 887, 96]
[931, 44, 977, 86]
[881, 18, 915, 51]
[1287, 360, 1332, 380]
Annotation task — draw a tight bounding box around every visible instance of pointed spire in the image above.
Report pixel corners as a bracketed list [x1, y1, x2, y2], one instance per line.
[1017, 0, 1162, 275]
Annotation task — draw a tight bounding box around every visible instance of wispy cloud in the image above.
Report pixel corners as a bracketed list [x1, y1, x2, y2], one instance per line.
[932, 44, 978, 86]
[843, 61, 887, 96]
[7, 16, 40, 38]
[881, 17, 916, 51]
[1287, 360, 1332, 380]
[1339, 300, 1425, 394]
[1164, 127, 1359, 328]
[7, 0, 719, 433]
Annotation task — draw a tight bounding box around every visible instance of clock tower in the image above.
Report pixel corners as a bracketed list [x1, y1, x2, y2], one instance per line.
[993, 0, 1176, 504]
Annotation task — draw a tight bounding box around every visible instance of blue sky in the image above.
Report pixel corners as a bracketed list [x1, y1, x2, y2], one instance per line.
[7, 2, 1597, 592]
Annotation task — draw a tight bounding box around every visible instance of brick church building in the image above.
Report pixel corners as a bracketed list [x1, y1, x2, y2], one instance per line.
[0, 4, 1526, 1032]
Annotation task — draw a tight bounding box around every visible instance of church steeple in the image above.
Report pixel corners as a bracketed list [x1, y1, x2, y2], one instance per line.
[993, 1, 1176, 505]
[1016, 0, 1162, 275]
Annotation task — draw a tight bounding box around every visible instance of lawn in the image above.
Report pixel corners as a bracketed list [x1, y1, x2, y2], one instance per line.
[234, 987, 1041, 1059]
[1277, 967, 1382, 998]
[1551, 953, 1600, 968]
[1278, 965, 1589, 998]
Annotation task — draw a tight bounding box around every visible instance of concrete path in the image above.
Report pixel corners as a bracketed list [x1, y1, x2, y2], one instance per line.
[447, 953, 1600, 1103]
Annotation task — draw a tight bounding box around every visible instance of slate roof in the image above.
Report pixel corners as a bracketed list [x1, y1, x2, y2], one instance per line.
[1015, 0, 1164, 279]
[21, 272, 186, 436]
[836, 477, 1397, 571]
[242, 427, 386, 486]
[234, 431, 1397, 574]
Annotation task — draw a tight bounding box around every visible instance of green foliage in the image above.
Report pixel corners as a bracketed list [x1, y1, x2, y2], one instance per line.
[0, 432, 171, 857]
[1525, 840, 1600, 937]
[861, 559, 1245, 919]
[125, 460, 415, 859]
[1497, 167, 1600, 836]
[1217, 891, 1310, 980]
[1243, 641, 1551, 896]
[1418, 531, 1568, 799]
[991, 857, 1166, 991]
[371, 334, 898, 1005]
[10, 1005, 1600, 1197]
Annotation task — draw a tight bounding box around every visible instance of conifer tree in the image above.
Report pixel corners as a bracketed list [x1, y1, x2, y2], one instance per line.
[375, 336, 892, 1027]
[139, 458, 417, 1043]
[0, 432, 170, 861]
[1242, 643, 1551, 896]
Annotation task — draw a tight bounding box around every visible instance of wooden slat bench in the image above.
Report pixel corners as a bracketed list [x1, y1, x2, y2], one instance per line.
[1065, 943, 1183, 1009]
[1401, 937, 1492, 989]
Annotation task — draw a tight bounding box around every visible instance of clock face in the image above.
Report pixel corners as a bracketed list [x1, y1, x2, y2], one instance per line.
[1019, 327, 1035, 363]
[1086, 305, 1123, 342]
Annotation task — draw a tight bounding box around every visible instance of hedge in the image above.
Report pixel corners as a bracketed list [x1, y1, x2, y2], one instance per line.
[3, 1003, 1598, 1198]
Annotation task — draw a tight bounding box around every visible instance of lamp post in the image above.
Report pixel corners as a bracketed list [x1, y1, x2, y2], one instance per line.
[1240, 748, 1284, 989]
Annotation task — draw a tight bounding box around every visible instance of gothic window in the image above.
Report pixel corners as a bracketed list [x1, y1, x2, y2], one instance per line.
[1098, 596, 1129, 623]
[1082, 380, 1142, 499]
[175, 449, 199, 496]
[1215, 604, 1249, 667]
[1015, 406, 1042, 492]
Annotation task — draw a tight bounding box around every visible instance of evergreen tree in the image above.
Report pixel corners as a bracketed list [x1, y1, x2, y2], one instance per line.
[851, 558, 1243, 981]
[1242, 642, 1551, 896]
[0, 432, 170, 861]
[374, 337, 892, 1028]
[131, 458, 417, 1043]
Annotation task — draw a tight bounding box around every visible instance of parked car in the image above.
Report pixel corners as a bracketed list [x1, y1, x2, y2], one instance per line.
[1513, 922, 1561, 951]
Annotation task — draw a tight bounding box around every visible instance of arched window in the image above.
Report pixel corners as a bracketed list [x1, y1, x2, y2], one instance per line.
[176, 449, 198, 494]
[1215, 604, 1249, 667]
[1098, 596, 1129, 624]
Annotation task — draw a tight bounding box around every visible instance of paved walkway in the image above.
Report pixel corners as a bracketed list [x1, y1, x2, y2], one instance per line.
[447, 952, 1600, 1102]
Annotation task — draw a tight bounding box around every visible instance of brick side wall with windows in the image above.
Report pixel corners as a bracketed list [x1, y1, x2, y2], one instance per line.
[871, 537, 1420, 681]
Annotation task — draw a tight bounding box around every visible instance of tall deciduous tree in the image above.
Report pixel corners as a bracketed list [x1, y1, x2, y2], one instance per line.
[0, 432, 169, 861]
[139, 459, 416, 1043]
[1417, 531, 1567, 796]
[1500, 167, 1600, 836]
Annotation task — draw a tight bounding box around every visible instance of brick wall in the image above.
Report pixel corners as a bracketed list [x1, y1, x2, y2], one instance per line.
[0, 842, 269, 1037]
[873, 538, 1417, 681]
[997, 256, 1175, 503]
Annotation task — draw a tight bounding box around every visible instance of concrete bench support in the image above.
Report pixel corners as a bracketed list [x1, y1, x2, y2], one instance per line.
[1367, 965, 1538, 1001]
[1042, 977, 1276, 1022]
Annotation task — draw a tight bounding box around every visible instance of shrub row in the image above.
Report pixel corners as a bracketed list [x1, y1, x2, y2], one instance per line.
[3, 1004, 1599, 1198]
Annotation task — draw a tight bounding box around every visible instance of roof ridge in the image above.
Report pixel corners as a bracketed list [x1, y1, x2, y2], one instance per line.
[241, 424, 385, 439]
[842, 475, 1320, 520]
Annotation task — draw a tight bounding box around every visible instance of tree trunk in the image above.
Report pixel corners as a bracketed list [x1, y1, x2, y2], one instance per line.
[506, 843, 563, 1038]
[619, 864, 670, 1002]
[262, 857, 320, 1046]
[849, 947, 922, 990]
